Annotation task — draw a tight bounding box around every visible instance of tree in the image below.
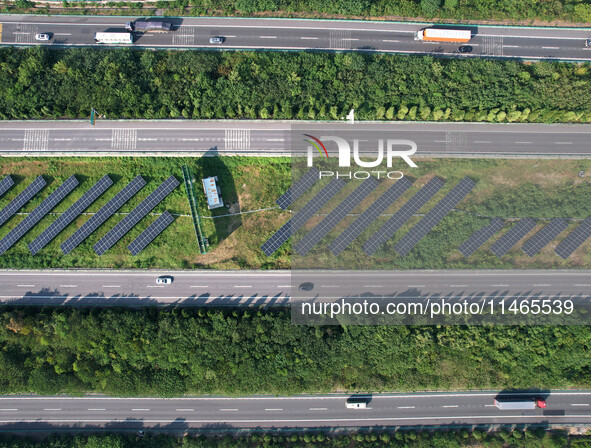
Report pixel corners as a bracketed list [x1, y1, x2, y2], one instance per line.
[420, 0, 441, 15]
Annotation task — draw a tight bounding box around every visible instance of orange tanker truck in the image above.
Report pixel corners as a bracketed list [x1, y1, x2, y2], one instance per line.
[414, 28, 472, 43]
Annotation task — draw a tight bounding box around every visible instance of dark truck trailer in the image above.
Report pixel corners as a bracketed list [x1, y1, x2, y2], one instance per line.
[125, 21, 172, 32]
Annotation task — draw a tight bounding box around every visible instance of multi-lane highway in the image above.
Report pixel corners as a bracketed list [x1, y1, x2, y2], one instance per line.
[0, 391, 589, 430]
[1, 16, 591, 61]
[0, 269, 590, 306]
[2, 120, 591, 157]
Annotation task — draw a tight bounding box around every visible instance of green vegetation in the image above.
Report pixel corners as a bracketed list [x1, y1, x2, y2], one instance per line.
[3, 0, 591, 24]
[1, 307, 591, 395]
[1, 47, 591, 122]
[2, 157, 591, 270]
[0, 428, 580, 448]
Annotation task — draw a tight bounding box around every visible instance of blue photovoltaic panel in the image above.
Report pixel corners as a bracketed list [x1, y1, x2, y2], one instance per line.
[294, 177, 378, 256]
[490, 218, 537, 257]
[93, 176, 180, 255]
[0, 176, 46, 228]
[0, 175, 14, 198]
[555, 216, 591, 259]
[0, 176, 78, 255]
[363, 177, 444, 256]
[29, 175, 113, 255]
[522, 218, 568, 257]
[394, 177, 476, 257]
[128, 211, 175, 256]
[276, 168, 320, 209]
[458, 218, 505, 257]
[61, 175, 146, 255]
[261, 178, 346, 256]
[329, 178, 412, 256]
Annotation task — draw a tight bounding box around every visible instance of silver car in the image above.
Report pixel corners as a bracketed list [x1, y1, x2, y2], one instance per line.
[209, 36, 225, 44]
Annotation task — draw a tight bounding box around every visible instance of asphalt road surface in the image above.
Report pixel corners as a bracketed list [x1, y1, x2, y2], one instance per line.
[0, 390, 589, 430]
[1, 120, 591, 157]
[1, 16, 591, 61]
[0, 269, 590, 307]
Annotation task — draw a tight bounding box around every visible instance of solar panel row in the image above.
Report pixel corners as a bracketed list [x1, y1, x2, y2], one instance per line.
[261, 178, 346, 256]
[128, 211, 175, 256]
[329, 178, 412, 256]
[490, 218, 536, 257]
[0, 176, 78, 255]
[294, 177, 378, 256]
[394, 177, 476, 256]
[0, 176, 46, 228]
[458, 218, 505, 258]
[29, 175, 113, 255]
[276, 168, 319, 209]
[555, 217, 591, 259]
[363, 176, 445, 256]
[0, 175, 14, 198]
[93, 176, 180, 256]
[61, 175, 146, 255]
[522, 218, 568, 257]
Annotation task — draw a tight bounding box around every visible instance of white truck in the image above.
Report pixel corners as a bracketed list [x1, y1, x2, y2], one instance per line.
[94, 32, 133, 44]
[494, 397, 546, 410]
[414, 28, 472, 43]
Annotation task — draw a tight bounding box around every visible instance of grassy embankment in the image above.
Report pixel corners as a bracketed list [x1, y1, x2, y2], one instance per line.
[1, 157, 591, 269]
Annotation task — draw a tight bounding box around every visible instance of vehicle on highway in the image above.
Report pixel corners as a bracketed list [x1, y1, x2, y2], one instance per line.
[494, 397, 546, 410]
[298, 282, 314, 292]
[125, 20, 172, 33]
[346, 395, 371, 409]
[415, 28, 472, 43]
[35, 33, 50, 41]
[209, 36, 225, 44]
[458, 45, 473, 53]
[586, 38, 591, 48]
[95, 32, 133, 44]
[156, 276, 173, 285]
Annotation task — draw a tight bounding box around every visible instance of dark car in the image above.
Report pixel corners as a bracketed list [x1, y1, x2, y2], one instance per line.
[458, 45, 473, 53]
[298, 282, 314, 292]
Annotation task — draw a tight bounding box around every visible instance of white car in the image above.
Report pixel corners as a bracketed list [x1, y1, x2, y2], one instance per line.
[35, 34, 50, 41]
[209, 36, 225, 44]
[156, 276, 173, 285]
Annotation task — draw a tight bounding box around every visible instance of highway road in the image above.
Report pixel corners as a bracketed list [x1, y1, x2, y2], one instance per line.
[1, 120, 591, 157]
[1, 16, 591, 61]
[0, 269, 590, 307]
[0, 390, 589, 430]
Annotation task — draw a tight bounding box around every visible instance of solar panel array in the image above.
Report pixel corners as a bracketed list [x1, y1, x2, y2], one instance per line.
[29, 175, 113, 255]
[555, 216, 591, 259]
[261, 178, 346, 256]
[128, 211, 175, 256]
[458, 218, 505, 257]
[363, 177, 444, 256]
[329, 178, 412, 256]
[394, 177, 476, 256]
[93, 176, 180, 255]
[490, 218, 536, 257]
[276, 168, 319, 209]
[0, 176, 78, 255]
[61, 175, 146, 255]
[294, 177, 378, 256]
[522, 218, 568, 257]
[0, 176, 46, 228]
[0, 175, 14, 198]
